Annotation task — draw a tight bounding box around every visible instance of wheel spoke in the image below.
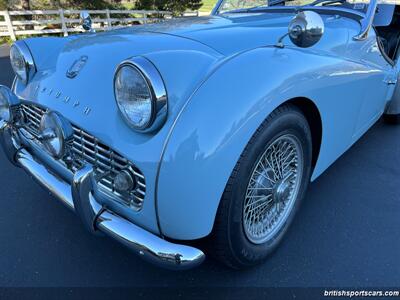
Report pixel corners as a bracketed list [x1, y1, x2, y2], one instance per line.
[242, 134, 303, 244]
[245, 195, 273, 210]
[253, 170, 275, 185]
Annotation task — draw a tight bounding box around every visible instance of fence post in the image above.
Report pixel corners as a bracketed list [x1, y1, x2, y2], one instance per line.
[4, 10, 16, 41]
[59, 9, 68, 37]
[143, 12, 147, 24]
[106, 9, 112, 29]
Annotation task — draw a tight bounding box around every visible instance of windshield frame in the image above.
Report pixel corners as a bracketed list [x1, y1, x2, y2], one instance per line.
[211, 0, 378, 41]
[211, 0, 368, 18]
[213, 5, 364, 18]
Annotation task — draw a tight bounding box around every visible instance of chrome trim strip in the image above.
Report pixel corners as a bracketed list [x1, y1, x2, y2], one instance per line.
[114, 56, 168, 133]
[211, 0, 223, 15]
[11, 76, 18, 93]
[11, 41, 37, 85]
[215, 4, 365, 19]
[353, 0, 378, 41]
[0, 120, 205, 270]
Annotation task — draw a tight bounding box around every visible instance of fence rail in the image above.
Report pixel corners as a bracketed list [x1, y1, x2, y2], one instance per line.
[0, 9, 199, 41]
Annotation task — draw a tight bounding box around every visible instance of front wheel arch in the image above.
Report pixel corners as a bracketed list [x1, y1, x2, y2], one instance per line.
[157, 97, 323, 241]
[207, 103, 314, 268]
[285, 97, 322, 172]
[156, 46, 328, 240]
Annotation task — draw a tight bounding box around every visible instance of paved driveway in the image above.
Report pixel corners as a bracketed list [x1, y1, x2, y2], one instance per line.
[0, 45, 399, 287]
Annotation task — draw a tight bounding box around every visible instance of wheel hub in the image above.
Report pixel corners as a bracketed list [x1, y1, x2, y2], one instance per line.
[273, 175, 292, 204]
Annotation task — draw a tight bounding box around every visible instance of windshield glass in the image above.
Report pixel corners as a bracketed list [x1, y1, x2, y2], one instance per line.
[216, 0, 371, 14]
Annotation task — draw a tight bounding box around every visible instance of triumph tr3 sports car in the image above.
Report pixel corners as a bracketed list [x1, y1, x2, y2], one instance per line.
[1, 0, 399, 270]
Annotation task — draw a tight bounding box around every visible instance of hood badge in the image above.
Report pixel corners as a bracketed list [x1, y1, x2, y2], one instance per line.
[35, 83, 92, 116]
[66, 56, 88, 79]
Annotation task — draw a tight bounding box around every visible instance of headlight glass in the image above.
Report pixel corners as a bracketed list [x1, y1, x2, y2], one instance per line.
[0, 88, 11, 122]
[115, 65, 153, 130]
[10, 45, 28, 83]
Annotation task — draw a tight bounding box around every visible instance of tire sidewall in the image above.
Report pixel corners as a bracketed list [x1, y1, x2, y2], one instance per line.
[227, 109, 312, 267]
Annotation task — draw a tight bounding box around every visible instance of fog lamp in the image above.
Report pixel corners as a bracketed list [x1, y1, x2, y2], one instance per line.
[114, 170, 136, 193]
[39, 111, 73, 159]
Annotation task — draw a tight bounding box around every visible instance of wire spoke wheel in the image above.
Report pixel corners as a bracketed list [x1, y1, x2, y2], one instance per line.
[243, 134, 304, 244]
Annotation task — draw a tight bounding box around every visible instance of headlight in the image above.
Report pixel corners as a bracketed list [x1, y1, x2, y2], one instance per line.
[0, 85, 20, 123]
[39, 111, 73, 159]
[10, 41, 36, 85]
[114, 57, 167, 132]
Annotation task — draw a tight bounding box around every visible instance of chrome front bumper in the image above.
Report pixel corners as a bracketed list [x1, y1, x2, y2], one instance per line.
[0, 121, 205, 270]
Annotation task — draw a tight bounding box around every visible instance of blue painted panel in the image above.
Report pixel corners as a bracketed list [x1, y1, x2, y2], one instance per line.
[12, 11, 393, 240]
[16, 32, 222, 234]
[158, 40, 390, 239]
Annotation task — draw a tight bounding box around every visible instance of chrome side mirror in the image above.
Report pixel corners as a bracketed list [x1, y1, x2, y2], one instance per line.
[80, 11, 94, 32]
[288, 10, 324, 48]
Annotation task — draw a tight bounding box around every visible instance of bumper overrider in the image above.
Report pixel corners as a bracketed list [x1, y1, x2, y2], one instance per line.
[0, 86, 205, 270]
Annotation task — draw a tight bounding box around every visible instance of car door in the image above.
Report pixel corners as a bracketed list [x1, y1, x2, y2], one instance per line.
[346, 31, 394, 141]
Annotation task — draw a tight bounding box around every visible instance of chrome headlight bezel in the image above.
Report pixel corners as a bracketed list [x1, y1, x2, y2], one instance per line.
[0, 85, 20, 124]
[10, 41, 36, 85]
[114, 57, 168, 133]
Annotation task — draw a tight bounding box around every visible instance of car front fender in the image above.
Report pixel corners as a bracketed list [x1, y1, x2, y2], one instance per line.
[157, 45, 371, 240]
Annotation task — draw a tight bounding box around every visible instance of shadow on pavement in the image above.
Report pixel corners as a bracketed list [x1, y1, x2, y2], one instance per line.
[0, 48, 13, 88]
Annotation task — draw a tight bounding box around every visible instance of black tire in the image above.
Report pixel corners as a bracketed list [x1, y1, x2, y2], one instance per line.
[209, 104, 313, 269]
[383, 113, 400, 125]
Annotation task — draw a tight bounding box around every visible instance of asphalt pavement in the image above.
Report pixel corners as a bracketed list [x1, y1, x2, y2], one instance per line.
[0, 44, 399, 288]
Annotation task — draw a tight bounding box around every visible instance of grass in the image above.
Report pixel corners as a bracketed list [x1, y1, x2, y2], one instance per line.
[122, 2, 136, 9]
[122, 0, 217, 13]
[199, 0, 218, 12]
[0, 36, 12, 45]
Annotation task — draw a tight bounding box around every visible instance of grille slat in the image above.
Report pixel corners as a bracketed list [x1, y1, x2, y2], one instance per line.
[23, 105, 43, 118]
[20, 104, 146, 209]
[71, 141, 113, 159]
[24, 110, 41, 124]
[136, 189, 146, 196]
[137, 181, 146, 188]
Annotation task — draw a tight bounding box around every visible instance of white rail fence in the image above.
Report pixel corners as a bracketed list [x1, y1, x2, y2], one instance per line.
[0, 9, 199, 41]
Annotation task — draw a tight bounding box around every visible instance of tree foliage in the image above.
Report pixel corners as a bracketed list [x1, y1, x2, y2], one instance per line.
[2, 0, 203, 17]
[10, 0, 125, 10]
[0, 0, 7, 10]
[136, 0, 203, 15]
[63, 0, 124, 9]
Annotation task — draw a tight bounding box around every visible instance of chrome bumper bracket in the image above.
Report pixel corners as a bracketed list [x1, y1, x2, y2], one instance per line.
[71, 164, 100, 234]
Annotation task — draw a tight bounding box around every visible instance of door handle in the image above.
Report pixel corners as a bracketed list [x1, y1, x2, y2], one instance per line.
[383, 78, 397, 85]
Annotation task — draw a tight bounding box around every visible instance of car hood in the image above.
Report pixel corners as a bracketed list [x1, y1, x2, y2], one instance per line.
[19, 13, 299, 128]
[111, 13, 296, 56]
[16, 11, 351, 155]
[24, 13, 298, 70]
[17, 11, 351, 151]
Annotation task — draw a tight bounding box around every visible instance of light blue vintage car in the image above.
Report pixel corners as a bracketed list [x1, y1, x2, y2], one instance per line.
[1, 0, 399, 269]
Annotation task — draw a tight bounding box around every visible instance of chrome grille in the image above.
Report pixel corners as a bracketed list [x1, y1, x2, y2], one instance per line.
[20, 104, 146, 209]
